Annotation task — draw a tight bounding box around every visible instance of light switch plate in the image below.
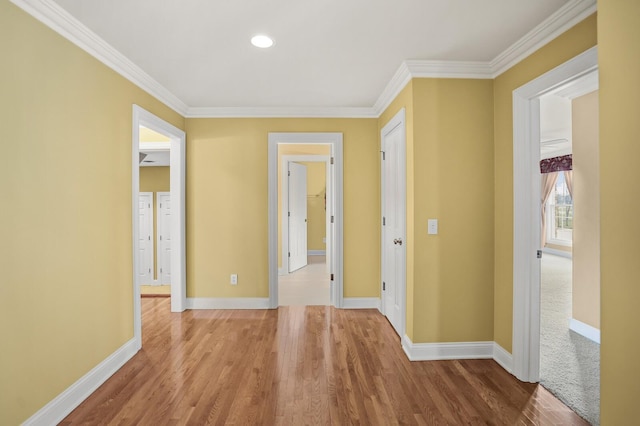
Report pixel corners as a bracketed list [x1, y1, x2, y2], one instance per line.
[428, 219, 438, 235]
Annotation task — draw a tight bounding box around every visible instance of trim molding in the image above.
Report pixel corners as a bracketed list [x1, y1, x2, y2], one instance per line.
[10, 0, 188, 116]
[342, 298, 380, 310]
[569, 318, 601, 344]
[11, 0, 596, 118]
[493, 342, 514, 374]
[308, 250, 326, 256]
[401, 336, 494, 362]
[491, 0, 597, 77]
[186, 297, 271, 310]
[23, 339, 138, 426]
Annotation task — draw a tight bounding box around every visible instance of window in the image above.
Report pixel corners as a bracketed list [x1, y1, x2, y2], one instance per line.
[546, 172, 573, 245]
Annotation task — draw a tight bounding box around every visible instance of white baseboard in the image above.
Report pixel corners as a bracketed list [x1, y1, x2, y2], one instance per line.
[186, 297, 271, 309]
[401, 336, 494, 361]
[492, 342, 514, 374]
[23, 338, 138, 426]
[278, 267, 286, 276]
[342, 297, 380, 309]
[569, 318, 601, 344]
[308, 250, 326, 256]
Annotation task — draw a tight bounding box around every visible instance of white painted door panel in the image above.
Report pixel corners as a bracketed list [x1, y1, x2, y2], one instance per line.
[157, 192, 171, 285]
[138, 192, 153, 285]
[288, 162, 308, 272]
[382, 114, 406, 337]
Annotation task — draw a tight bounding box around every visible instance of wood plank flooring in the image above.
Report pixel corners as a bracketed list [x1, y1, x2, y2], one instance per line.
[61, 298, 588, 425]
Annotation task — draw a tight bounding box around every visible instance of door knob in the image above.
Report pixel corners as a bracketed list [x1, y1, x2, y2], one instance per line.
[393, 238, 403, 245]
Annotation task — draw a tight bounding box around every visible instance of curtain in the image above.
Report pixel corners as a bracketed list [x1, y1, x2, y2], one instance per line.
[564, 170, 573, 199]
[541, 172, 559, 247]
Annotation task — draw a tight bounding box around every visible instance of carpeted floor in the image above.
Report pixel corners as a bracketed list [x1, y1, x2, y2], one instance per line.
[540, 253, 600, 425]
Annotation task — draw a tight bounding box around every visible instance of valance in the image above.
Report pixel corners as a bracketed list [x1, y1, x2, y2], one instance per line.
[540, 154, 572, 174]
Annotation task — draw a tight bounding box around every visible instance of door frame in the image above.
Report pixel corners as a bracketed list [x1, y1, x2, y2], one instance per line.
[268, 133, 343, 308]
[512, 46, 597, 382]
[132, 105, 186, 349]
[280, 155, 331, 275]
[380, 108, 407, 338]
[156, 191, 171, 285]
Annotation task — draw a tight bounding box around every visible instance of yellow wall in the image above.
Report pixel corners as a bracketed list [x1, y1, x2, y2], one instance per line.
[0, 3, 184, 424]
[185, 119, 379, 299]
[378, 79, 495, 343]
[599, 0, 640, 422]
[571, 91, 600, 329]
[140, 166, 170, 280]
[493, 14, 597, 352]
[301, 161, 327, 251]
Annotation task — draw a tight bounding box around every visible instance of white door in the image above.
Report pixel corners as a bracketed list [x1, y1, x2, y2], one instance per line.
[157, 192, 171, 285]
[138, 192, 154, 285]
[381, 110, 406, 337]
[288, 162, 308, 272]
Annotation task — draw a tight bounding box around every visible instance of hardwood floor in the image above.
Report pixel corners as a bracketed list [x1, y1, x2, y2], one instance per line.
[62, 298, 588, 425]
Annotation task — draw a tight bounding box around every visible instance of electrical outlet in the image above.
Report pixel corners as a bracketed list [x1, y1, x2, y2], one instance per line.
[230, 274, 238, 285]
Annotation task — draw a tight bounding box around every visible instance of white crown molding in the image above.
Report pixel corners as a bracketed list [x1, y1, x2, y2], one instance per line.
[10, 0, 189, 116]
[491, 0, 597, 77]
[12, 0, 596, 119]
[185, 106, 377, 118]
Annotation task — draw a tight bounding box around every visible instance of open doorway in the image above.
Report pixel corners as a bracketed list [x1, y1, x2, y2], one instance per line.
[139, 127, 171, 297]
[268, 133, 344, 309]
[538, 78, 600, 424]
[278, 147, 332, 305]
[132, 105, 186, 349]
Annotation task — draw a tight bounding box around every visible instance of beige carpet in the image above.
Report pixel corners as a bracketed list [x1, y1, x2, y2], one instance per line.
[278, 255, 330, 306]
[540, 253, 600, 425]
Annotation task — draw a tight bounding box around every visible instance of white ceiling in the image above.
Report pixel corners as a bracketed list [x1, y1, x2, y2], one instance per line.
[40, 0, 595, 115]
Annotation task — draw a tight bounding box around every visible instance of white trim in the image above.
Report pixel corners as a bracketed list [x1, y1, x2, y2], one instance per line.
[542, 247, 572, 259]
[512, 47, 597, 382]
[401, 336, 494, 362]
[139, 141, 171, 151]
[380, 108, 407, 340]
[133, 106, 187, 352]
[342, 298, 380, 310]
[186, 298, 270, 310]
[22, 338, 137, 426]
[186, 106, 376, 118]
[569, 318, 601, 344]
[491, 0, 597, 77]
[308, 250, 326, 256]
[156, 191, 171, 285]
[280, 155, 331, 276]
[11, 0, 595, 119]
[269, 133, 344, 309]
[493, 343, 514, 374]
[10, 0, 188, 116]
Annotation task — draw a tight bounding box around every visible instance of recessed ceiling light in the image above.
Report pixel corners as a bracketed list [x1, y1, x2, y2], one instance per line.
[251, 35, 274, 48]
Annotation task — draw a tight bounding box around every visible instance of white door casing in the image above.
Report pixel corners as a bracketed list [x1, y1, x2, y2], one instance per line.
[133, 105, 186, 350]
[268, 133, 343, 309]
[381, 108, 407, 338]
[512, 47, 597, 382]
[157, 192, 171, 285]
[138, 192, 154, 285]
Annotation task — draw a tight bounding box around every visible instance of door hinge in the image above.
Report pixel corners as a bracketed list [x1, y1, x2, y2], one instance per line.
[148, 203, 151, 208]
[330, 157, 334, 165]
[288, 170, 291, 176]
[288, 211, 291, 217]
[148, 236, 150, 241]
[330, 273, 334, 281]
[160, 203, 162, 208]
[537, 250, 542, 259]
[383, 216, 386, 226]
[160, 268, 162, 273]
[381, 151, 386, 160]
[160, 235, 162, 241]
[148, 268, 151, 273]
[331, 215, 334, 223]
[383, 281, 386, 291]
[288, 252, 290, 257]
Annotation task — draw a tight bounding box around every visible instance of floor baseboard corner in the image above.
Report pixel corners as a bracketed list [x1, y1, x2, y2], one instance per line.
[22, 338, 138, 426]
[342, 297, 380, 309]
[492, 342, 514, 374]
[401, 336, 494, 362]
